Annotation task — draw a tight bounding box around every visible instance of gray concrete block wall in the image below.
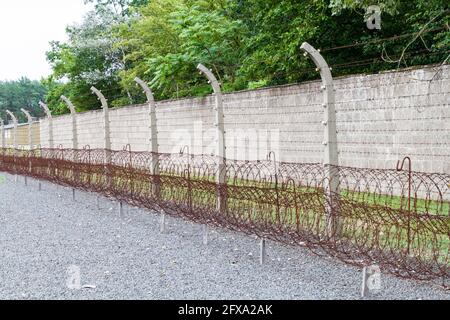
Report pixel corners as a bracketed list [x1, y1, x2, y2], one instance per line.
[74, 110, 104, 149]
[109, 105, 150, 151]
[334, 66, 450, 173]
[156, 96, 216, 155]
[51, 114, 72, 148]
[222, 81, 324, 163]
[39, 120, 49, 147]
[38, 64, 450, 173]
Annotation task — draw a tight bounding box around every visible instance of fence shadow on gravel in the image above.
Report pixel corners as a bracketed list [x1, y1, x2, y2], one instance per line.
[0, 147, 448, 283]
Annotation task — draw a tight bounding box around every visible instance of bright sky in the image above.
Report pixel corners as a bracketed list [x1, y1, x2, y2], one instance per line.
[0, 0, 93, 81]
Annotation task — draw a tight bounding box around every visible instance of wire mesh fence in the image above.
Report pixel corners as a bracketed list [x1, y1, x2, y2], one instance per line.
[0, 147, 448, 282]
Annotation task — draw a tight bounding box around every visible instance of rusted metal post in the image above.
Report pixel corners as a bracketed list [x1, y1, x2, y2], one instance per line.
[0, 118, 5, 149]
[300, 42, 340, 238]
[268, 151, 280, 220]
[180, 145, 192, 212]
[61, 96, 78, 150]
[396, 157, 412, 255]
[197, 64, 227, 213]
[120, 143, 133, 217]
[134, 77, 160, 198]
[38, 143, 42, 191]
[39, 102, 53, 149]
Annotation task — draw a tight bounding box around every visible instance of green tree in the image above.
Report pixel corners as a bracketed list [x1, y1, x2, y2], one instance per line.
[231, 0, 449, 87]
[44, 0, 149, 112]
[44, 0, 449, 112]
[0, 78, 46, 123]
[118, 0, 248, 99]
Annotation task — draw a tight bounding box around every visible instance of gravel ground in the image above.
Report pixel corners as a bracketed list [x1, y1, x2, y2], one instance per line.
[0, 172, 448, 300]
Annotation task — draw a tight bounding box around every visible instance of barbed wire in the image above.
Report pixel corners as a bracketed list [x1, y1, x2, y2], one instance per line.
[0, 147, 448, 282]
[320, 26, 447, 53]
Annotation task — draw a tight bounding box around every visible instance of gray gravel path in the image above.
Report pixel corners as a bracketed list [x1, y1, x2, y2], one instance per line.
[0, 172, 448, 300]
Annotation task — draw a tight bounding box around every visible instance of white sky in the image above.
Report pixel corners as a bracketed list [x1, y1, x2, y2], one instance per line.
[0, 0, 93, 81]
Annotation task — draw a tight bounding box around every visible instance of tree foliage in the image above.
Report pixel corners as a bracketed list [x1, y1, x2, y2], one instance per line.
[0, 78, 46, 123]
[42, 0, 449, 113]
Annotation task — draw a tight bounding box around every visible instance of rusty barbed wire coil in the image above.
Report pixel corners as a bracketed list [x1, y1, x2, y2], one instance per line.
[0, 147, 448, 282]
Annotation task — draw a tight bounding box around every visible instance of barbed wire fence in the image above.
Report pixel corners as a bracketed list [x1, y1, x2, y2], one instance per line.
[0, 43, 448, 286]
[0, 148, 448, 283]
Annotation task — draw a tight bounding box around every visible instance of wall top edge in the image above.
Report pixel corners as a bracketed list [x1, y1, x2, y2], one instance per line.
[35, 63, 448, 123]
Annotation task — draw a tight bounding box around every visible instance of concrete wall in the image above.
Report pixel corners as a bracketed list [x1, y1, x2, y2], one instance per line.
[3, 122, 40, 148]
[34, 64, 450, 173]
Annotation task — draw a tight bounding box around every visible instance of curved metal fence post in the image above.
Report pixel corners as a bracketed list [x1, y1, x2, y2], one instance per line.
[24, 108, 33, 185]
[197, 64, 227, 213]
[61, 96, 78, 150]
[20, 108, 33, 150]
[5, 110, 18, 150]
[90, 87, 111, 152]
[300, 42, 340, 238]
[6, 110, 18, 182]
[134, 77, 161, 198]
[91, 87, 112, 192]
[134, 78, 158, 155]
[39, 102, 53, 149]
[61, 96, 79, 188]
[20, 109, 34, 185]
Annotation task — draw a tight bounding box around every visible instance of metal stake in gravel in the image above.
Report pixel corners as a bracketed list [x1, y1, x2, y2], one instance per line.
[361, 265, 382, 298]
[119, 202, 124, 217]
[72, 188, 76, 201]
[260, 238, 266, 265]
[202, 225, 208, 246]
[160, 212, 166, 233]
